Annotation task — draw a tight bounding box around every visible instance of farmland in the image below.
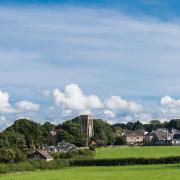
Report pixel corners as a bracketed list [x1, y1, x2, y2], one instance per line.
[2, 146, 180, 179]
[1, 164, 180, 180]
[95, 146, 180, 159]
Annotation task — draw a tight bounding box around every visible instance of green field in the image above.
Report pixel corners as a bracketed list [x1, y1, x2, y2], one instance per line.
[95, 146, 180, 159]
[1, 164, 180, 180]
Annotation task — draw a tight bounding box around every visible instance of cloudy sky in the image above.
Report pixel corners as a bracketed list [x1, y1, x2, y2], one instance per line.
[1, 0, 180, 130]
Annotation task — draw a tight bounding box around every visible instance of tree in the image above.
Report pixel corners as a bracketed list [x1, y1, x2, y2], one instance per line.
[114, 136, 126, 145]
[168, 119, 180, 130]
[0, 131, 26, 149]
[14, 149, 27, 162]
[93, 119, 114, 145]
[133, 121, 144, 130]
[0, 149, 15, 163]
[56, 129, 75, 144]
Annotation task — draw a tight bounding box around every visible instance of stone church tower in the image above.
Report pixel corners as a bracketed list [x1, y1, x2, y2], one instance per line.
[80, 115, 94, 140]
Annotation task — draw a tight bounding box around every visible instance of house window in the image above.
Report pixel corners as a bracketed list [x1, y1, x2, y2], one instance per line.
[34, 155, 39, 159]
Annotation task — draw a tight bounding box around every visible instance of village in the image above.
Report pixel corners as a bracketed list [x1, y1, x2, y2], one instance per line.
[28, 115, 180, 161]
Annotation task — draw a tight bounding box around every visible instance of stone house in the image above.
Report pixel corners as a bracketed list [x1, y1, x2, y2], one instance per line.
[122, 130, 145, 145]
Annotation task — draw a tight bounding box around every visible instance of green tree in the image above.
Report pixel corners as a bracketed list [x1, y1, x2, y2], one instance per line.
[0, 149, 15, 163]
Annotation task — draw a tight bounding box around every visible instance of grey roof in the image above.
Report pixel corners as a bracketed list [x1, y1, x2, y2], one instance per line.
[57, 142, 75, 151]
[123, 129, 144, 137]
[150, 129, 170, 141]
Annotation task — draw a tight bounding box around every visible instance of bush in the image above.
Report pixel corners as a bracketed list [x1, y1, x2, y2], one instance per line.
[114, 137, 126, 145]
[52, 152, 61, 160]
[60, 149, 95, 160]
[0, 149, 15, 163]
[89, 144, 96, 151]
[0, 159, 69, 174]
[70, 156, 180, 166]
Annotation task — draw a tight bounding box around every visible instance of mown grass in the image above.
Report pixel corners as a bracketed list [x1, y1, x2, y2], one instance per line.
[1, 164, 180, 180]
[95, 146, 180, 159]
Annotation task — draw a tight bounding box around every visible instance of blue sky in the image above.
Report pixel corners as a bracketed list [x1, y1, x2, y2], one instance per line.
[1, 0, 180, 130]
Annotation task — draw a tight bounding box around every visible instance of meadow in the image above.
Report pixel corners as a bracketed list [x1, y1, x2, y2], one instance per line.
[95, 146, 180, 159]
[1, 164, 180, 180]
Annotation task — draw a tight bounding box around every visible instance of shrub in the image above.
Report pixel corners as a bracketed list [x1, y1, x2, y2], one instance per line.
[0, 159, 69, 174]
[70, 156, 180, 166]
[114, 137, 126, 145]
[89, 144, 96, 151]
[60, 149, 95, 160]
[52, 152, 61, 160]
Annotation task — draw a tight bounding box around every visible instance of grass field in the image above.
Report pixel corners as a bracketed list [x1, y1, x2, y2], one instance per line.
[1, 164, 180, 180]
[95, 146, 180, 159]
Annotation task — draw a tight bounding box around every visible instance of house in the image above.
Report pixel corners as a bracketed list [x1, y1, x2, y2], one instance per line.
[146, 128, 171, 145]
[122, 130, 144, 145]
[56, 141, 76, 153]
[171, 129, 180, 145]
[47, 145, 57, 153]
[47, 142, 76, 154]
[28, 150, 53, 161]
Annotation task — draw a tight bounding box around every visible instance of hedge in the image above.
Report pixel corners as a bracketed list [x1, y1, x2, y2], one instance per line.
[0, 160, 69, 174]
[2, 156, 180, 174]
[70, 156, 180, 166]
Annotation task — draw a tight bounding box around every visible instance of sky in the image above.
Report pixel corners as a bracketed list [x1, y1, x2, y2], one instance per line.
[1, 0, 180, 130]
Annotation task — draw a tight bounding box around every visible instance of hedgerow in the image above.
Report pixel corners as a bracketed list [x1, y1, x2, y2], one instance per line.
[70, 156, 180, 166]
[0, 160, 69, 174]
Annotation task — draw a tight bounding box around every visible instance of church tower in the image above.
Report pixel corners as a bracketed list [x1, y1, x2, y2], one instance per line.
[80, 115, 94, 140]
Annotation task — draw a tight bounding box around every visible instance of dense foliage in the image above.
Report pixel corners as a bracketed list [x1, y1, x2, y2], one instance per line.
[112, 119, 180, 132]
[56, 117, 87, 147]
[56, 117, 114, 146]
[93, 119, 114, 146]
[0, 119, 55, 149]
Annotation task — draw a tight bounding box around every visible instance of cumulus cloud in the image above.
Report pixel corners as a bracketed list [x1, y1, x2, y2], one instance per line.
[52, 84, 142, 115]
[0, 90, 16, 113]
[50, 83, 145, 123]
[0, 89, 40, 115]
[16, 101, 40, 112]
[158, 96, 180, 120]
[53, 84, 103, 111]
[105, 96, 142, 112]
[160, 96, 180, 107]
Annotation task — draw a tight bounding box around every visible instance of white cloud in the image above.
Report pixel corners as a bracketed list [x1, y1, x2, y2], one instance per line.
[0, 116, 11, 130]
[160, 96, 180, 106]
[16, 101, 40, 112]
[53, 84, 141, 114]
[0, 90, 16, 113]
[158, 96, 180, 120]
[51, 84, 144, 123]
[104, 110, 115, 118]
[105, 96, 141, 112]
[53, 84, 103, 111]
